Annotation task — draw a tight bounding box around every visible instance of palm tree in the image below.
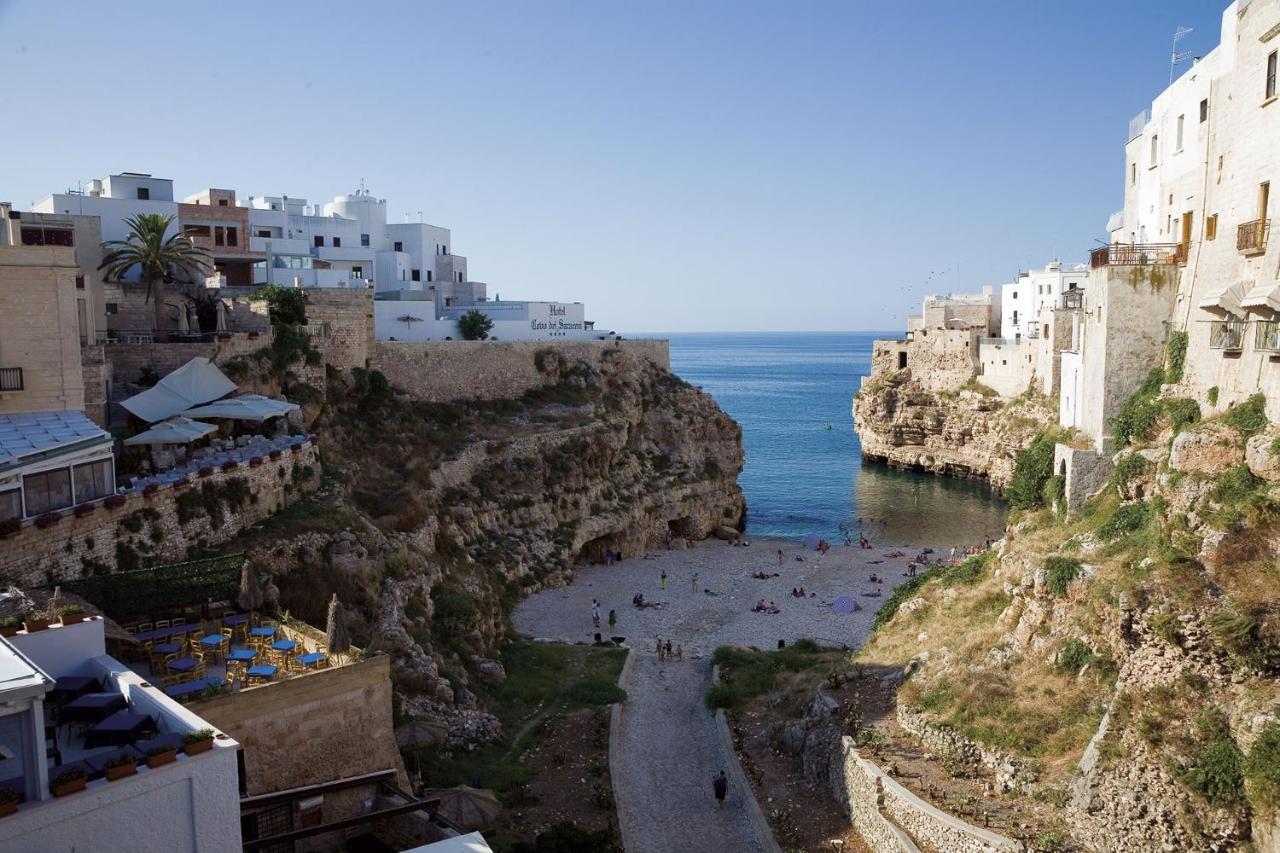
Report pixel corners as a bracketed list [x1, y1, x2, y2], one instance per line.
[99, 213, 210, 332]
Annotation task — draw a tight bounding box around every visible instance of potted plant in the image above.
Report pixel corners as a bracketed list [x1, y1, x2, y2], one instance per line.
[0, 788, 18, 818]
[144, 745, 177, 768]
[22, 612, 49, 633]
[0, 518, 20, 538]
[221, 460, 239, 473]
[182, 728, 216, 755]
[198, 466, 215, 478]
[104, 494, 126, 509]
[269, 449, 282, 460]
[143, 484, 159, 498]
[174, 477, 191, 489]
[34, 511, 62, 529]
[57, 605, 86, 626]
[50, 767, 87, 797]
[104, 752, 137, 782]
[249, 457, 264, 467]
[74, 502, 97, 518]
[217, 333, 232, 341]
[0, 616, 19, 638]
[247, 331, 260, 339]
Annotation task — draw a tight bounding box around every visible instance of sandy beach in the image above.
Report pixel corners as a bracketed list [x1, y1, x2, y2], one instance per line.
[514, 535, 951, 655]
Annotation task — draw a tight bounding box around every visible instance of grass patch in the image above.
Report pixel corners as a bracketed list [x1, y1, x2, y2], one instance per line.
[1056, 638, 1098, 673]
[1166, 330, 1188, 383]
[706, 641, 832, 710]
[1008, 432, 1058, 510]
[1097, 501, 1153, 541]
[1111, 454, 1152, 490]
[1044, 556, 1082, 597]
[1179, 709, 1244, 806]
[873, 552, 994, 628]
[1244, 722, 1280, 810]
[1221, 393, 1268, 439]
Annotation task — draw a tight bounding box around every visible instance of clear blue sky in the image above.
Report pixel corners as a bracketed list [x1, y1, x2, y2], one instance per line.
[0, 0, 1225, 332]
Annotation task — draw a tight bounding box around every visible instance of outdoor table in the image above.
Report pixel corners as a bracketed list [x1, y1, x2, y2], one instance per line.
[164, 677, 221, 700]
[48, 676, 100, 706]
[227, 648, 257, 664]
[295, 652, 326, 669]
[269, 639, 298, 654]
[199, 634, 228, 662]
[152, 642, 183, 656]
[61, 692, 127, 725]
[246, 665, 278, 682]
[167, 657, 199, 674]
[84, 710, 154, 749]
[223, 614, 250, 627]
[250, 626, 276, 640]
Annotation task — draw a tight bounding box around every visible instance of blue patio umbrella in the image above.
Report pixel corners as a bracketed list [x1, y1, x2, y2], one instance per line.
[832, 595, 859, 614]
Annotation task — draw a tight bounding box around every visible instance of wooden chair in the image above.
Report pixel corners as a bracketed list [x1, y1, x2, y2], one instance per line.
[137, 622, 154, 634]
[171, 616, 185, 626]
[154, 619, 170, 630]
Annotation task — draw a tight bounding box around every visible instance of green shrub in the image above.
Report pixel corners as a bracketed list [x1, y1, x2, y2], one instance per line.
[457, 309, 494, 341]
[1163, 397, 1201, 433]
[1044, 556, 1082, 596]
[1209, 608, 1264, 667]
[1166, 330, 1188, 383]
[1112, 454, 1152, 489]
[1222, 393, 1268, 438]
[704, 683, 737, 710]
[873, 552, 993, 627]
[1056, 638, 1098, 673]
[254, 284, 307, 325]
[1112, 367, 1165, 447]
[1007, 432, 1057, 510]
[1211, 464, 1266, 504]
[1180, 709, 1244, 805]
[564, 677, 626, 707]
[1244, 722, 1280, 809]
[1208, 386, 1220, 406]
[1097, 502, 1152, 540]
[431, 584, 477, 635]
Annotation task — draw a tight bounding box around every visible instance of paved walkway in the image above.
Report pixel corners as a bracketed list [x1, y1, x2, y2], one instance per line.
[612, 656, 769, 853]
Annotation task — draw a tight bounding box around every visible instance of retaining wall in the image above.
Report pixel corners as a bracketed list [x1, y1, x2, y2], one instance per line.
[370, 339, 671, 402]
[0, 441, 319, 587]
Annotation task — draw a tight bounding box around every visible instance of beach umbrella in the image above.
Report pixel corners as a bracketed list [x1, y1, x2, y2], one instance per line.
[123, 416, 217, 446]
[395, 720, 448, 750]
[237, 561, 264, 624]
[326, 594, 352, 663]
[803, 533, 821, 550]
[832, 595, 859, 614]
[426, 785, 502, 831]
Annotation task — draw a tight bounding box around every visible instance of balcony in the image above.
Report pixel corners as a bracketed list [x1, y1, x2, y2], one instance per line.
[0, 367, 22, 392]
[1089, 243, 1184, 269]
[1210, 318, 1246, 351]
[1237, 219, 1270, 255]
[1062, 290, 1084, 310]
[1256, 320, 1280, 353]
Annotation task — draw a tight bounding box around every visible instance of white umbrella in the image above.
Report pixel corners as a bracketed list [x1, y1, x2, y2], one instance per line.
[123, 417, 218, 446]
[182, 394, 300, 423]
[121, 357, 238, 423]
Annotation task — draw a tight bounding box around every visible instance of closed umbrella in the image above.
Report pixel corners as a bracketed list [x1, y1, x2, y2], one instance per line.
[425, 786, 502, 831]
[238, 561, 264, 625]
[326, 594, 351, 664]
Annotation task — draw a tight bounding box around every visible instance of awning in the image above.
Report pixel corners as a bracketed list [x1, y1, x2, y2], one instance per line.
[182, 394, 300, 423]
[123, 417, 218, 446]
[121, 358, 238, 423]
[1241, 281, 1280, 314]
[1198, 281, 1248, 317]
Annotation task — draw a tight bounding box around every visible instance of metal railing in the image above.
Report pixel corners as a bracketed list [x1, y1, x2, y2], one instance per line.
[0, 367, 22, 392]
[1210, 318, 1246, 351]
[1129, 108, 1151, 142]
[1238, 219, 1270, 254]
[1256, 320, 1280, 353]
[1090, 243, 1184, 269]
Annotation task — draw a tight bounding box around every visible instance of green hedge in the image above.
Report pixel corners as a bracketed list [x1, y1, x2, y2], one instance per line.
[64, 553, 244, 621]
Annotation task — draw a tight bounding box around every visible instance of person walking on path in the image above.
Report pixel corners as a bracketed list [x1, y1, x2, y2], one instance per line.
[608, 608, 617, 630]
[777, 548, 783, 567]
[713, 770, 728, 808]
[592, 600, 601, 629]
[660, 570, 668, 590]
[691, 573, 700, 593]
[665, 639, 673, 660]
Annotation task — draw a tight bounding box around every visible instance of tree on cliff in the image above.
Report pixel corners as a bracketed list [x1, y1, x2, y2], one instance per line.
[99, 213, 210, 332]
[457, 309, 494, 341]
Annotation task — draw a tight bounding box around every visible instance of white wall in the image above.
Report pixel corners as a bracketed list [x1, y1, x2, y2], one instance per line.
[375, 300, 604, 342]
[33, 195, 180, 246]
[1060, 349, 1083, 428]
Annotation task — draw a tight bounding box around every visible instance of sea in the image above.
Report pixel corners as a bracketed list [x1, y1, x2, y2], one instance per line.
[654, 331, 1009, 547]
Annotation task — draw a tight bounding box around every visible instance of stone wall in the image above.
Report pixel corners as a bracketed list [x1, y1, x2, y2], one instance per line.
[977, 337, 1035, 398]
[0, 243, 86, 413]
[371, 339, 671, 402]
[832, 736, 1020, 853]
[871, 329, 981, 394]
[895, 706, 1035, 793]
[305, 288, 374, 370]
[1054, 443, 1113, 516]
[81, 344, 111, 427]
[0, 440, 319, 587]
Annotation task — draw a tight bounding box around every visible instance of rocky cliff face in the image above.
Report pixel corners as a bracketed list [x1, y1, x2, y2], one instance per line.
[244, 346, 744, 738]
[853, 370, 1055, 491]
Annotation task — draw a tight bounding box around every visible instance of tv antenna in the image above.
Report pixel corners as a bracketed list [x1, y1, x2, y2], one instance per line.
[1170, 26, 1194, 84]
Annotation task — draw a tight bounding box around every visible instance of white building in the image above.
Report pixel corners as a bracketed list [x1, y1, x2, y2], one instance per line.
[374, 293, 606, 342]
[999, 261, 1088, 340]
[908, 287, 1000, 335]
[34, 173, 180, 247]
[0, 616, 240, 852]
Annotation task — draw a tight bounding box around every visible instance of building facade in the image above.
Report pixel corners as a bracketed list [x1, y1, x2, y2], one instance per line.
[999, 261, 1087, 341]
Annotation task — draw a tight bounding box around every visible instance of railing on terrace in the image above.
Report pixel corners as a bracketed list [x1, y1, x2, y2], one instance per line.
[1256, 320, 1280, 353]
[106, 330, 267, 345]
[0, 366, 22, 392]
[1090, 243, 1184, 269]
[1238, 219, 1270, 255]
[1210, 318, 1247, 351]
[302, 323, 328, 338]
[1129, 108, 1151, 142]
[1062, 290, 1084, 310]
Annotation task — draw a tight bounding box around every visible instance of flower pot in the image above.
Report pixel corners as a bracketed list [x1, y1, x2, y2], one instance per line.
[249, 457, 264, 467]
[0, 626, 17, 638]
[174, 478, 191, 489]
[52, 777, 86, 797]
[269, 450, 282, 460]
[183, 738, 213, 756]
[59, 614, 86, 626]
[291, 445, 303, 454]
[74, 504, 96, 518]
[105, 763, 137, 782]
[143, 485, 159, 498]
[22, 618, 49, 633]
[145, 749, 177, 769]
[34, 512, 62, 529]
[104, 495, 126, 509]
[199, 466, 214, 478]
[0, 800, 16, 818]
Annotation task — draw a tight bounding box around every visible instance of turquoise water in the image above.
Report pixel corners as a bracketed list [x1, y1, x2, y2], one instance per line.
[658, 332, 1008, 546]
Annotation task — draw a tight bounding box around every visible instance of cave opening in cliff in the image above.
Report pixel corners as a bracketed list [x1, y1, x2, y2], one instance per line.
[581, 534, 621, 564]
[667, 517, 695, 539]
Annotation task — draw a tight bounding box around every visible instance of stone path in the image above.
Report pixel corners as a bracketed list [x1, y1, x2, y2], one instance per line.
[611, 656, 769, 853]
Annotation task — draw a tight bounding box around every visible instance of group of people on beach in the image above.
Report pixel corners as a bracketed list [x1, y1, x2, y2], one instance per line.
[656, 637, 683, 661]
[752, 599, 781, 614]
[591, 599, 618, 630]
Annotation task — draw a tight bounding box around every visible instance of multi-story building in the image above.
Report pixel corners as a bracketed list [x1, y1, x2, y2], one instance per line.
[907, 287, 1000, 336]
[999, 261, 1087, 340]
[1108, 0, 1280, 418]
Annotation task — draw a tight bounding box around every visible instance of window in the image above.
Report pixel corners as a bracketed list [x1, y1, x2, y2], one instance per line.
[226, 227, 237, 247]
[218, 199, 228, 207]
[257, 229, 271, 238]
[411, 269, 420, 281]
[1200, 98, 1209, 122]
[393, 241, 403, 252]
[1268, 50, 1278, 100]
[314, 236, 324, 248]
[897, 351, 907, 369]
[332, 237, 341, 247]
[457, 271, 463, 282]
[1150, 134, 1159, 166]
[23, 467, 72, 516]
[1176, 114, 1184, 151]
[215, 226, 226, 246]
[1012, 292, 1017, 299]
[442, 245, 448, 255]
[20, 226, 73, 246]
[0, 489, 19, 522]
[136, 187, 150, 200]
[360, 234, 370, 247]
[426, 270, 432, 282]
[75, 275, 85, 290]
[73, 459, 113, 504]
[1206, 214, 1218, 240]
[105, 303, 118, 315]
[1131, 163, 1136, 185]
[352, 266, 363, 278]
[184, 224, 211, 237]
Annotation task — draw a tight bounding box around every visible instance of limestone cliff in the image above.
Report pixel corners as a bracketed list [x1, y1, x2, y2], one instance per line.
[240, 345, 744, 739]
[857, 402, 1280, 851]
[853, 369, 1056, 491]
